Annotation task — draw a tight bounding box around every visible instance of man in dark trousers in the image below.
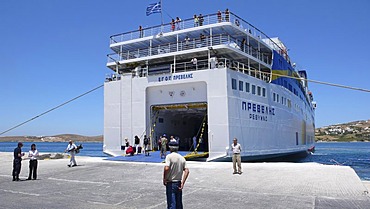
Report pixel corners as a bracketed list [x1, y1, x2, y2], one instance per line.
[12, 142, 24, 181]
[163, 140, 190, 209]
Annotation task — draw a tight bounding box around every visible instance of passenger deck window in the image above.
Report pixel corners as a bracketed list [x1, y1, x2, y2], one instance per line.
[239, 81, 243, 91]
[232, 78, 237, 90]
[252, 85, 256, 95]
[262, 88, 266, 97]
[246, 82, 250, 93]
[257, 86, 261, 96]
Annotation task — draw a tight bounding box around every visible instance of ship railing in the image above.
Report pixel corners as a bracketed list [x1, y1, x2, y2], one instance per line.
[105, 73, 121, 82]
[107, 33, 271, 65]
[170, 58, 271, 83]
[109, 11, 286, 62]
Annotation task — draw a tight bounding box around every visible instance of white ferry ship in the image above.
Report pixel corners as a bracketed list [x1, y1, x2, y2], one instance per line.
[103, 11, 316, 161]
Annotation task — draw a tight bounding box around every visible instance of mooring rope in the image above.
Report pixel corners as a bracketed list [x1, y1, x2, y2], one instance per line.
[1, 70, 369, 136]
[0, 84, 103, 136]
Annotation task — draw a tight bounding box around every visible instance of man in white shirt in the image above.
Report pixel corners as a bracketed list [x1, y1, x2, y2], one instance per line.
[231, 138, 242, 174]
[28, 143, 39, 180]
[163, 140, 189, 209]
[65, 140, 78, 167]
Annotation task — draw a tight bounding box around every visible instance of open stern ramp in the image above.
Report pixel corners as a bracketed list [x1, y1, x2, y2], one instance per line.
[150, 102, 209, 153]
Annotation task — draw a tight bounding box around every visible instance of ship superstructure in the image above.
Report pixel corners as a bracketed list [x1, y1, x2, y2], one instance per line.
[104, 11, 316, 161]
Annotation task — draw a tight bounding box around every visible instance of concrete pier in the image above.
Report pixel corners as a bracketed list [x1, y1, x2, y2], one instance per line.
[0, 152, 369, 209]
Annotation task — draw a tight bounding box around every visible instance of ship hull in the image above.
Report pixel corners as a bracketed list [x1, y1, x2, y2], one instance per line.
[103, 67, 315, 161]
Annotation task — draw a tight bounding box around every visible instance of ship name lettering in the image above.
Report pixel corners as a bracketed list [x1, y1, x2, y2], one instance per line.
[242, 101, 275, 115]
[173, 73, 193, 80]
[249, 114, 268, 121]
[158, 73, 193, 82]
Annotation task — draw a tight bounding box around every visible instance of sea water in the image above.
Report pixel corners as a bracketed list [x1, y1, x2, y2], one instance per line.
[0, 142, 108, 157]
[1, 141, 369, 180]
[302, 142, 370, 181]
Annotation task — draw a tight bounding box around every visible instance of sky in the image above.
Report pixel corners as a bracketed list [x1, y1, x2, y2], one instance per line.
[1, 0, 369, 136]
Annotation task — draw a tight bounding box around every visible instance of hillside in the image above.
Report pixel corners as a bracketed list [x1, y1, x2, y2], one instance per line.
[0, 134, 103, 142]
[315, 119, 370, 142]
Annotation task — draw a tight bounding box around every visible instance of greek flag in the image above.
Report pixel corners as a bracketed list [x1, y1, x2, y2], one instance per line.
[146, 2, 161, 16]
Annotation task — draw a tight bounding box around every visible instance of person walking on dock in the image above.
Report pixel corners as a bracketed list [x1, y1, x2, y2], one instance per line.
[65, 140, 78, 167]
[163, 140, 189, 209]
[231, 138, 242, 174]
[161, 134, 168, 158]
[161, 134, 168, 159]
[12, 142, 24, 181]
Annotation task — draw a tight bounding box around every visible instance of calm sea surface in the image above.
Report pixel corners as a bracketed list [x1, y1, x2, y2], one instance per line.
[1, 141, 369, 180]
[0, 142, 108, 157]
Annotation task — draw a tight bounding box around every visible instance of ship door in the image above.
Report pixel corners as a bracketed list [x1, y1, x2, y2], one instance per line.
[150, 103, 208, 152]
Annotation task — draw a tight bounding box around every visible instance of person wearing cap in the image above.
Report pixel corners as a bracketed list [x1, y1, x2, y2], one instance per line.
[65, 140, 78, 167]
[163, 140, 189, 209]
[12, 142, 24, 181]
[230, 138, 242, 174]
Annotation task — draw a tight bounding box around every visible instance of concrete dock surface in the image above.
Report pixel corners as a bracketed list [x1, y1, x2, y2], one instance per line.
[0, 152, 369, 209]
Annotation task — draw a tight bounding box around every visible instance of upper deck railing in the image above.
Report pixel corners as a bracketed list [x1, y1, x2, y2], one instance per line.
[109, 12, 285, 55]
[107, 33, 272, 65]
[105, 57, 271, 83]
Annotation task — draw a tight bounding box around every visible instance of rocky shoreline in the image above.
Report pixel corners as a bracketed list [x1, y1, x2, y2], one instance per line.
[0, 134, 103, 143]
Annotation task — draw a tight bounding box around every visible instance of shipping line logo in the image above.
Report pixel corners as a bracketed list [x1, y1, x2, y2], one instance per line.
[242, 101, 275, 121]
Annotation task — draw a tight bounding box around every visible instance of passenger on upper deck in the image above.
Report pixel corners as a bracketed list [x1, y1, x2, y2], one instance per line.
[193, 14, 198, 27]
[198, 14, 204, 26]
[175, 17, 181, 30]
[171, 19, 175, 31]
[184, 36, 190, 45]
[225, 8, 230, 22]
[191, 57, 197, 69]
[241, 38, 246, 52]
[200, 33, 206, 46]
[217, 10, 222, 22]
[139, 25, 143, 38]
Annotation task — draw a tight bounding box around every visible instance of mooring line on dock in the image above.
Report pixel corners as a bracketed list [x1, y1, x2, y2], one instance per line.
[0, 84, 103, 136]
[272, 72, 370, 93]
[1, 70, 369, 136]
